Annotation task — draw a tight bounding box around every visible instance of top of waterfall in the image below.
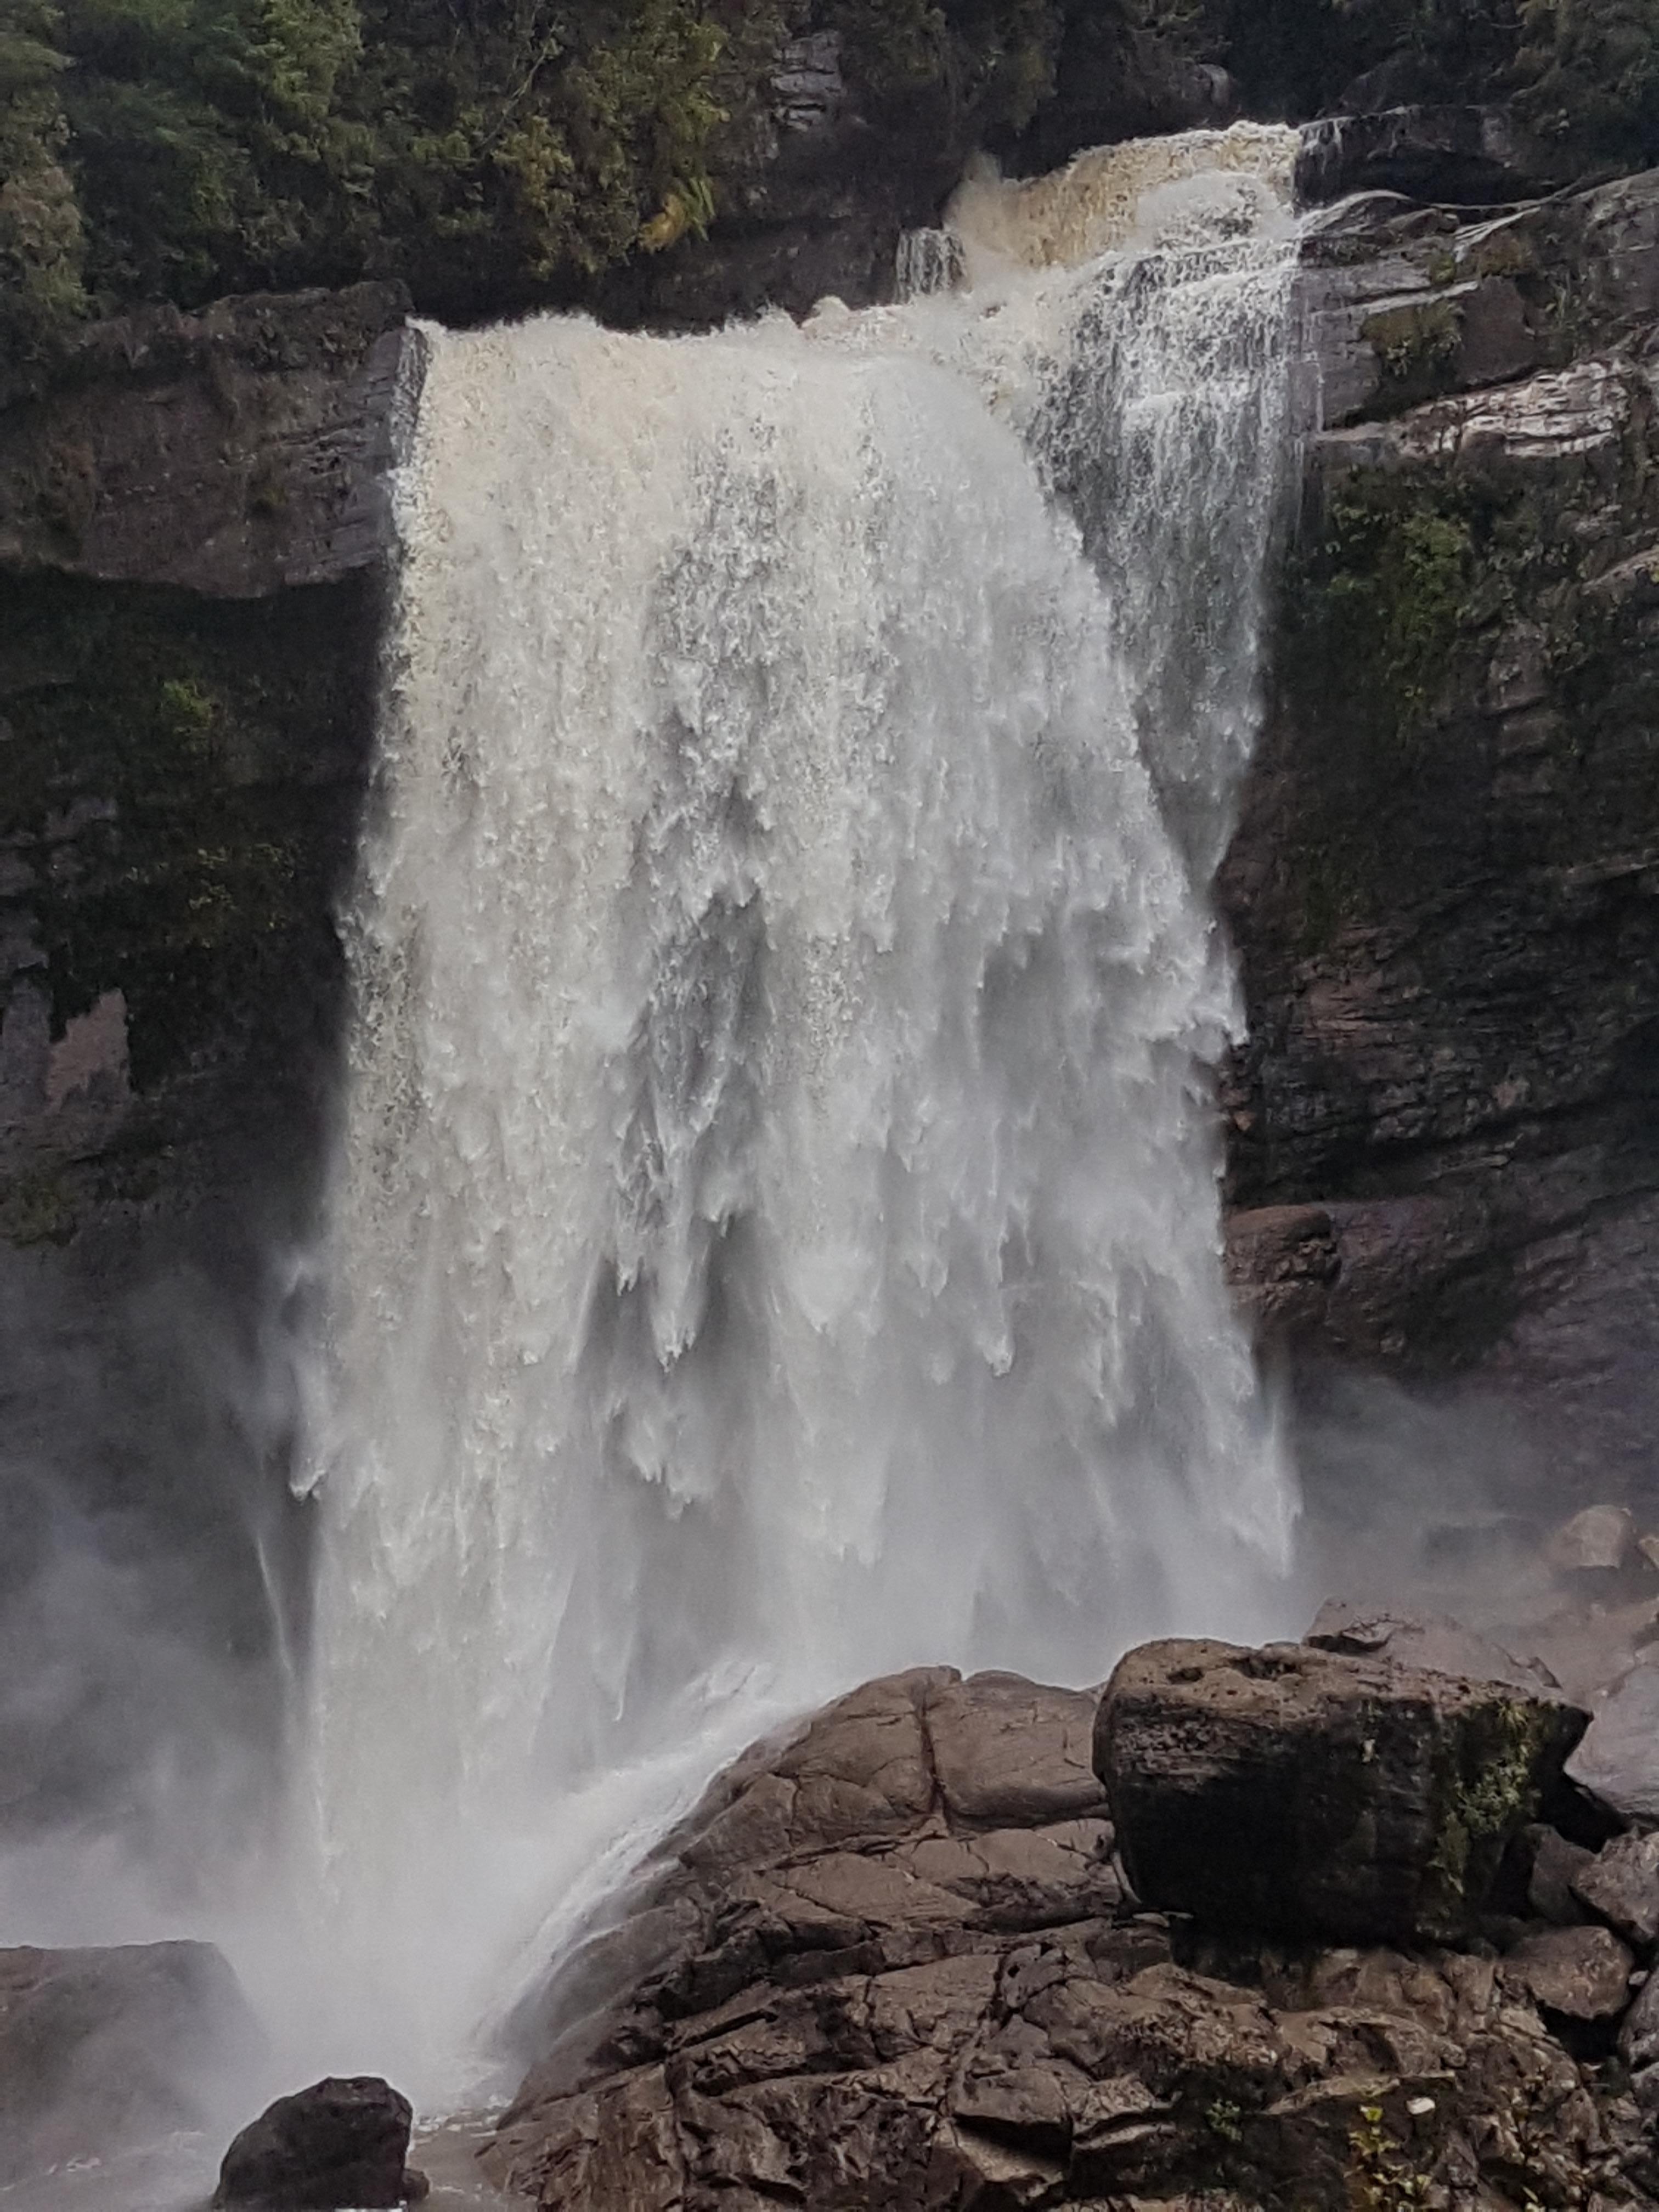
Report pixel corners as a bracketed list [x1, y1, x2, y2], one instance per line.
[948, 122, 1300, 275]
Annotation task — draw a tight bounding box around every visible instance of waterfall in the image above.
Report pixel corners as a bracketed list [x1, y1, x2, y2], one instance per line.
[293, 125, 1305, 2096]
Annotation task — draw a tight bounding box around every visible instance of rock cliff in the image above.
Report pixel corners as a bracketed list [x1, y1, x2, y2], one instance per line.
[1221, 165, 1659, 1500]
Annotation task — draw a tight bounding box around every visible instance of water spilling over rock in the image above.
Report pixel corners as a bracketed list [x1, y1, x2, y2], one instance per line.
[295, 125, 1305, 2090]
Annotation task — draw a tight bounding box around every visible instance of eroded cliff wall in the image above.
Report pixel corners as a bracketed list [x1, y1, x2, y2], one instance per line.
[1223, 170, 1659, 1500]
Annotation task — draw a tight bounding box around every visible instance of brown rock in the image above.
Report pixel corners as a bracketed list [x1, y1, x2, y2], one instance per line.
[1565, 1661, 1659, 1826]
[1094, 1637, 1585, 1944]
[926, 1672, 1108, 1825]
[1504, 1925, 1634, 2022]
[1548, 1504, 1637, 1573]
[484, 1669, 1640, 2212]
[0, 1940, 259, 2186]
[1523, 1824, 1596, 1926]
[1304, 1601, 1559, 1693]
[1570, 1831, 1659, 1946]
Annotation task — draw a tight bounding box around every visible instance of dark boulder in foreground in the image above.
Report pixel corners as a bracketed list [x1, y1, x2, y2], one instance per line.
[0, 1939, 258, 2184]
[214, 2076, 423, 2210]
[1094, 1638, 1586, 1944]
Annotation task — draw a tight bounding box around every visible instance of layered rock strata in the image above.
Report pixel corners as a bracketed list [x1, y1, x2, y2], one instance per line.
[1220, 165, 1659, 1498]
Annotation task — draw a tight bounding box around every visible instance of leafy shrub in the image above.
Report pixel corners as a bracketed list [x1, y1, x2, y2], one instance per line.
[1514, 0, 1659, 163]
[0, 2, 88, 369]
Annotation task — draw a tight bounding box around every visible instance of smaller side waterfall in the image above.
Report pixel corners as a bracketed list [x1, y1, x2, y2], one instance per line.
[285, 125, 1306, 2097]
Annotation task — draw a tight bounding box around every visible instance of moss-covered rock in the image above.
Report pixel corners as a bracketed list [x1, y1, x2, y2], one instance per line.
[1096, 1638, 1587, 1944]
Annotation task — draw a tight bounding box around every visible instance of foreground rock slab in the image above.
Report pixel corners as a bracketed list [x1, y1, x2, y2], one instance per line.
[1095, 1638, 1584, 1943]
[482, 1664, 1654, 2212]
[0, 1940, 258, 2185]
[214, 2075, 422, 2210]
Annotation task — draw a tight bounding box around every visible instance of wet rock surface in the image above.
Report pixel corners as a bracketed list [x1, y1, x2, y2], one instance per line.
[484, 1653, 1659, 2212]
[213, 2075, 421, 2210]
[0, 1940, 258, 2185]
[1303, 1600, 1558, 1692]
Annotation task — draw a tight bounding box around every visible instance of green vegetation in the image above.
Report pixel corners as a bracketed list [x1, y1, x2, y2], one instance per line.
[1204, 2097, 1244, 2143]
[2, 0, 1654, 383]
[1274, 462, 1578, 952]
[2, 574, 365, 1088]
[1150, 0, 1659, 162]
[1317, 481, 1478, 744]
[1515, 0, 1659, 157]
[1348, 2101, 1433, 2212]
[0, 0, 749, 374]
[0, 0, 1080, 381]
[1428, 1696, 1562, 1910]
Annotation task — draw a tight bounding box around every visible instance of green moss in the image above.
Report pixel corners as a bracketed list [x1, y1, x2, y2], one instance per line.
[1363, 296, 1464, 398]
[1321, 483, 1477, 741]
[1427, 1697, 1562, 1917]
[0, 1163, 78, 1244]
[1276, 469, 1547, 951]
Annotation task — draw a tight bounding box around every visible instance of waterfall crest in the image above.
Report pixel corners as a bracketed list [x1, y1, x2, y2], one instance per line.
[297, 124, 1305, 2094]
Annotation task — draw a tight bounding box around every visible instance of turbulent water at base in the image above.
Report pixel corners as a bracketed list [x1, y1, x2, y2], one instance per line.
[292, 124, 1306, 2099]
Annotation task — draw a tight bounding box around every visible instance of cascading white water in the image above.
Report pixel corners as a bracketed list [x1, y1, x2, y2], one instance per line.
[294, 125, 1306, 2097]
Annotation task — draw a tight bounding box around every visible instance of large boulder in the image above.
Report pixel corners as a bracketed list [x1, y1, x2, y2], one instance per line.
[0, 1940, 259, 2183]
[1094, 1639, 1586, 1944]
[213, 2076, 420, 2211]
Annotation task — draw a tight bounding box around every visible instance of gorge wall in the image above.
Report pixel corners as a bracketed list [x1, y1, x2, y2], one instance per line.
[3, 24, 1659, 1836]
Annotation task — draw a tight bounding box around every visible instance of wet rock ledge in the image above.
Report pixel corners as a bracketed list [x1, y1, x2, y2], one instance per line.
[481, 1623, 1659, 2212]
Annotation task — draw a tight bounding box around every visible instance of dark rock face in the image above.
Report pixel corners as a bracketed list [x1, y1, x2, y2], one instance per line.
[0, 284, 416, 596]
[482, 1664, 1658, 2212]
[0, 1940, 258, 2183]
[1295, 105, 1577, 207]
[1527, 1823, 1598, 1925]
[1095, 1638, 1583, 1944]
[214, 2076, 417, 2210]
[0, 284, 403, 1838]
[1222, 165, 1659, 1496]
